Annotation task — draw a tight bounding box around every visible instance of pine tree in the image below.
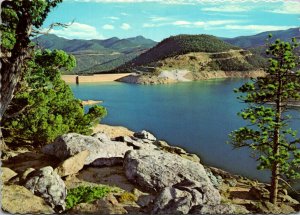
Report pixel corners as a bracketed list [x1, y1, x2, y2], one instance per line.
[3, 49, 107, 146]
[229, 36, 300, 204]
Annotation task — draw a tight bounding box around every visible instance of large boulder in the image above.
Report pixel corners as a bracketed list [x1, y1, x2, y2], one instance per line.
[24, 166, 67, 212]
[123, 150, 217, 194]
[42, 133, 133, 165]
[152, 179, 221, 214]
[1, 185, 54, 214]
[55, 150, 89, 177]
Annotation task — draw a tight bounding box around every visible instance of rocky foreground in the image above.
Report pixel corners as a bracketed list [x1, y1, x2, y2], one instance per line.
[1, 125, 299, 214]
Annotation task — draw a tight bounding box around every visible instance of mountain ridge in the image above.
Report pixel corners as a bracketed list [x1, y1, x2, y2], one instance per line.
[33, 34, 157, 74]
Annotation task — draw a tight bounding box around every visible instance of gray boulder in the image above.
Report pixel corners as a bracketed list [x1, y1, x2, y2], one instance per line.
[24, 166, 66, 212]
[133, 130, 156, 141]
[152, 179, 221, 214]
[42, 133, 133, 165]
[123, 150, 218, 195]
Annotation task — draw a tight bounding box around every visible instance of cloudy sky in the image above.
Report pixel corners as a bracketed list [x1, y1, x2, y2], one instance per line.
[43, 0, 300, 41]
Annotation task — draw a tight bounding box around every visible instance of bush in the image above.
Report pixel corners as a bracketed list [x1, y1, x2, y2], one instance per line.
[66, 185, 115, 209]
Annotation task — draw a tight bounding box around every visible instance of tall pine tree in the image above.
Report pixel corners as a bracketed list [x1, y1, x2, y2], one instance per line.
[229, 36, 300, 204]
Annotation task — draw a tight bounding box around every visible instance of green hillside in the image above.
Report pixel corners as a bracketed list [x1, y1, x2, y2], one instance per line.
[126, 34, 240, 66]
[115, 34, 266, 73]
[33, 34, 157, 74]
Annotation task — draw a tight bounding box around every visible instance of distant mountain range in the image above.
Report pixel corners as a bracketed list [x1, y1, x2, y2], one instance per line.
[222, 27, 300, 49]
[34, 27, 299, 74]
[33, 34, 157, 74]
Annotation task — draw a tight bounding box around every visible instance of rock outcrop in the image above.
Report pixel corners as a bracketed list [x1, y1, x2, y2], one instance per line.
[152, 179, 221, 214]
[123, 149, 216, 193]
[42, 133, 133, 166]
[1, 185, 54, 214]
[24, 166, 67, 212]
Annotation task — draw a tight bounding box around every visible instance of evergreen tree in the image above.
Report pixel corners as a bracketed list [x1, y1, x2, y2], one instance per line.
[1, 0, 64, 147]
[229, 36, 300, 204]
[3, 49, 107, 146]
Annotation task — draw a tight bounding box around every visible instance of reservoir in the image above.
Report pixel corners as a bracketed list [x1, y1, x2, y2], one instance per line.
[70, 79, 300, 185]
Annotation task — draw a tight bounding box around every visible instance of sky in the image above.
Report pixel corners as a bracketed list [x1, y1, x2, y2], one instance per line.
[43, 0, 300, 41]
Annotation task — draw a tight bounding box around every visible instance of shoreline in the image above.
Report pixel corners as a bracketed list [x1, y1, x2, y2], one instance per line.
[62, 73, 133, 84]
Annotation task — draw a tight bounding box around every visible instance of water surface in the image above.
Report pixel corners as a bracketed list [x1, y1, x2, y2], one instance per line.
[70, 79, 300, 184]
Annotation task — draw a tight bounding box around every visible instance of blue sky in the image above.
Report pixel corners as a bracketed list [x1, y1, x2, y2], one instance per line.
[43, 0, 300, 41]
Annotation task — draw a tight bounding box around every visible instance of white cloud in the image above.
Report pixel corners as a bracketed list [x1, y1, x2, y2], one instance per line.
[49, 22, 104, 39]
[102, 24, 115, 30]
[194, 21, 205, 26]
[173, 20, 192, 26]
[121, 12, 129, 16]
[224, 24, 297, 32]
[143, 19, 242, 28]
[106, 16, 119, 20]
[268, 1, 300, 14]
[150, 16, 170, 22]
[202, 5, 251, 13]
[121, 23, 131, 30]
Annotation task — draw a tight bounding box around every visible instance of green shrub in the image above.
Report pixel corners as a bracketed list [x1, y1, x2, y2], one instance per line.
[116, 192, 137, 203]
[66, 185, 115, 209]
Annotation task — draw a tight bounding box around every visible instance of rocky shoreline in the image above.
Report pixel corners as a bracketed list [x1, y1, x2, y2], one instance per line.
[117, 70, 266, 85]
[1, 124, 299, 214]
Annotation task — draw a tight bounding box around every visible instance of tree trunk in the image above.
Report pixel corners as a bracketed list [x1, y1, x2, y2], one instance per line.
[270, 151, 279, 204]
[270, 73, 283, 204]
[0, 5, 32, 148]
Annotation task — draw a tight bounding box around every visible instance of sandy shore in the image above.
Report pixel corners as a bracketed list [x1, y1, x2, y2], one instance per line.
[62, 73, 133, 84]
[81, 100, 103, 106]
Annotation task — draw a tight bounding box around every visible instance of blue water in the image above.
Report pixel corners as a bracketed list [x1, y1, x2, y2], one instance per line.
[70, 79, 300, 184]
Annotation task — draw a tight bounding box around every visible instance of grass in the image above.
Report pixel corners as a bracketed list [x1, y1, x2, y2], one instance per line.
[65, 185, 117, 209]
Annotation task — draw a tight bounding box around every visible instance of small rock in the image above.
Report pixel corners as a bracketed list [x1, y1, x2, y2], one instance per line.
[55, 150, 89, 177]
[24, 166, 67, 212]
[106, 193, 119, 205]
[133, 130, 156, 141]
[1, 185, 54, 214]
[137, 195, 155, 207]
[1, 167, 17, 183]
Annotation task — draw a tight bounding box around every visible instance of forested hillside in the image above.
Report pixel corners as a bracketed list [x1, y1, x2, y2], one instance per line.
[115, 34, 267, 73]
[33, 34, 157, 74]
